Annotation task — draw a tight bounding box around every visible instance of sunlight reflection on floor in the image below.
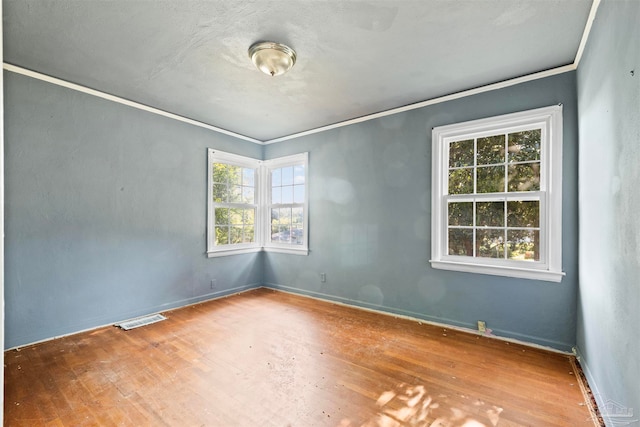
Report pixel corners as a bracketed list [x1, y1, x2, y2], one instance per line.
[338, 383, 503, 427]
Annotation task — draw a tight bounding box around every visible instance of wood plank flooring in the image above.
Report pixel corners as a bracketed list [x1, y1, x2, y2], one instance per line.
[4, 288, 598, 426]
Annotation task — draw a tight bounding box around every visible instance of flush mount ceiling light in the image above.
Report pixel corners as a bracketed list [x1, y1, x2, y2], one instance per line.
[248, 41, 296, 77]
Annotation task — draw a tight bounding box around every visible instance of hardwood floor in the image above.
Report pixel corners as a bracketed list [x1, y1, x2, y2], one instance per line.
[5, 288, 598, 426]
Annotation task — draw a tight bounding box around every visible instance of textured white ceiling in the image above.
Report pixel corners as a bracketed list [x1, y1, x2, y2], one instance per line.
[3, 0, 593, 141]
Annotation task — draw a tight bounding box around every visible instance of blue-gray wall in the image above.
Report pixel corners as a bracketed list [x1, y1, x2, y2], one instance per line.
[576, 0, 640, 424]
[4, 72, 263, 348]
[263, 72, 579, 352]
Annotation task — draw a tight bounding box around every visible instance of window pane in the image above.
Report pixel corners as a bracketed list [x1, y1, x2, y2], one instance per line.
[476, 229, 505, 259]
[507, 230, 539, 261]
[229, 208, 243, 225]
[228, 166, 242, 185]
[272, 187, 282, 204]
[476, 202, 504, 227]
[282, 166, 294, 186]
[215, 208, 228, 225]
[279, 225, 291, 242]
[448, 202, 473, 226]
[508, 163, 540, 192]
[449, 139, 474, 167]
[229, 185, 243, 202]
[213, 163, 230, 184]
[292, 207, 303, 224]
[215, 226, 229, 245]
[508, 130, 541, 163]
[271, 225, 280, 242]
[242, 186, 255, 204]
[291, 226, 304, 245]
[293, 185, 305, 204]
[271, 208, 279, 224]
[448, 168, 473, 195]
[448, 228, 473, 256]
[272, 168, 282, 186]
[212, 183, 227, 203]
[294, 165, 305, 184]
[477, 135, 505, 165]
[244, 209, 255, 225]
[477, 166, 505, 193]
[507, 201, 539, 228]
[230, 226, 243, 244]
[282, 185, 294, 204]
[271, 225, 291, 243]
[242, 168, 255, 186]
[279, 207, 292, 225]
[243, 226, 255, 243]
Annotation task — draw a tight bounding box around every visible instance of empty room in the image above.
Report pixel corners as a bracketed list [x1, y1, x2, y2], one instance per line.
[1, 0, 638, 426]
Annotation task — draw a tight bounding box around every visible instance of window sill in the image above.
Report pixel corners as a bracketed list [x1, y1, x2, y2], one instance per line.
[263, 246, 309, 256]
[207, 247, 262, 258]
[429, 259, 565, 282]
[207, 246, 309, 257]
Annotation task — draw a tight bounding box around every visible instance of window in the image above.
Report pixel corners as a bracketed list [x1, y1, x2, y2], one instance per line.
[430, 105, 564, 282]
[206, 150, 308, 257]
[264, 153, 309, 255]
[208, 150, 261, 256]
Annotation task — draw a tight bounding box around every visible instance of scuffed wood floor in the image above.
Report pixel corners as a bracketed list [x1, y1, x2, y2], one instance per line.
[4, 288, 598, 426]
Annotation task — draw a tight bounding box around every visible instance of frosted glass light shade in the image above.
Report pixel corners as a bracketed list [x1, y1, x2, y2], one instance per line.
[248, 42, 296, 77]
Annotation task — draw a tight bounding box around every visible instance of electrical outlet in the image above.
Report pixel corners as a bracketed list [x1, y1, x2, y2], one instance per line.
[320, 273, 326, 283]
[477, 320, 486, 333]
[211, 279, 217, 289]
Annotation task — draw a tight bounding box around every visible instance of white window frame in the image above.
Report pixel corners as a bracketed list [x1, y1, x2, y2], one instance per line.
[206, 149, 309, 257]
[430, 105, 565, 282]
[262, 152, 309, 255]
[207, 150, 262, 257]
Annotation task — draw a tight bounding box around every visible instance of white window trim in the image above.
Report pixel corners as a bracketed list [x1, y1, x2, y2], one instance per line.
[430, 105, 565, 282]
[262, 152, 309, 256]
[206, 150, 309, 257]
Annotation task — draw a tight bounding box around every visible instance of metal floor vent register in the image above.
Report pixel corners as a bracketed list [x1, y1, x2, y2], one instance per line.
[116, 314, 167, 330]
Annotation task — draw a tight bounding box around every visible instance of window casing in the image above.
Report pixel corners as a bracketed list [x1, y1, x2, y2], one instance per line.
[430, 106, 564, 282]
[207, 150, 308, 257]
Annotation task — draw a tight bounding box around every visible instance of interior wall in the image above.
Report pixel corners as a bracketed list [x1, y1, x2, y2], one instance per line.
[3, 72, 263, 349]
[263, 72, 579, 351]
[576, 0, 640, 423]
[1, 1, 6, 421]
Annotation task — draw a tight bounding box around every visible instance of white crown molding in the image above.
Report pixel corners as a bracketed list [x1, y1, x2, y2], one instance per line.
[2, 63, 262, 145]
[573, 0, 601, 68]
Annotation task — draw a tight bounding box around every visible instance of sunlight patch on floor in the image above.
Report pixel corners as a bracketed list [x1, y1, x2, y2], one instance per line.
[338, 383, 503, 427]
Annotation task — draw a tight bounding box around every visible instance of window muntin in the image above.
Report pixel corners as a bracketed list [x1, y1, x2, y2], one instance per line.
[431, 106, 564, 282]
